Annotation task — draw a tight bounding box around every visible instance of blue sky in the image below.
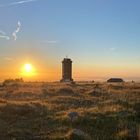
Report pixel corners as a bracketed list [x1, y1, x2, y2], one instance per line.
[0, 0, 140, 81]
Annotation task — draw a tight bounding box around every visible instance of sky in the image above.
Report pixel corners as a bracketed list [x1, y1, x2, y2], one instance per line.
[0, 0, 140, 81]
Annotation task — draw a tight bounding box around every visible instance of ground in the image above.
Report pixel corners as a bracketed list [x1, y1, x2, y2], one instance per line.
[0, 81, 139, 140]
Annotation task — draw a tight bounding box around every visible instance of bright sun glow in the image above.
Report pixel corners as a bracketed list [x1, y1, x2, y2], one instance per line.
[24, 63, 32, 73]
[21, 63, 36, 77]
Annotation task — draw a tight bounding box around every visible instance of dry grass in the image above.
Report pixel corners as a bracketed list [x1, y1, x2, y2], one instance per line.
[0, 82, 139, 140]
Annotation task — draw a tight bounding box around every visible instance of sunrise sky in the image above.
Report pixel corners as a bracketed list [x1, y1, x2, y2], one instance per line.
[0, 0, 140, 81]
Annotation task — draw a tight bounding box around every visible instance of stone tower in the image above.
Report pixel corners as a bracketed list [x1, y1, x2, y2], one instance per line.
[60, 58, 73, 82]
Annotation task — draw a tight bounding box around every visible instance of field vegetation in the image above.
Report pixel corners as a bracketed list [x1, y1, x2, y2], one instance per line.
[0, 80, 139, 140]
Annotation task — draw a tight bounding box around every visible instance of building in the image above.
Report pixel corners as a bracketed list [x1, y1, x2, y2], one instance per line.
[107, 78, 124, 83]
[60, 58, 73, 82]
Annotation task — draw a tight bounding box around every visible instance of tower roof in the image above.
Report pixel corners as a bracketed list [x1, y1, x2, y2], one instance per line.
[62, 58, 72, 62]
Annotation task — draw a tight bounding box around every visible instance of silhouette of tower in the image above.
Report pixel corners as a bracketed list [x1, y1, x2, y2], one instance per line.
[60, 58, 73, 82]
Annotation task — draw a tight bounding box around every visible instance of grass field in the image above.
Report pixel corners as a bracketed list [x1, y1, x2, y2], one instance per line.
[0, 81, 139, 140]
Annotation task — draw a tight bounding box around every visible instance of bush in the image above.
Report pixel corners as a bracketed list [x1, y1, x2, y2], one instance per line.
[2, 78, 24, 87]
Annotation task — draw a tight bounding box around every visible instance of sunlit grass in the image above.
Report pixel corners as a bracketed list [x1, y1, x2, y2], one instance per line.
[0, 81, 139, 139]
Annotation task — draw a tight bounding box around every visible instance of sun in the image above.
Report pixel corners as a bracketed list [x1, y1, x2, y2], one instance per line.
[24, 63, 32, 73]
[21, 63, 36, 77]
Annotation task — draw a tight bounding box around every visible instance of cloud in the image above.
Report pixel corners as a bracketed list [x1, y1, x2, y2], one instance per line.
[0, 0, 40, 7]
[4, 57, 13, 61]
[110, 47, 117, 51]
[42, 40, 59, 44]
[0, 35, 10, 40]
[12, 21, 21, 41]
[0, 21, 21, 41]
[0, 31, 10, 40]
[10, 0, 39, 6]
